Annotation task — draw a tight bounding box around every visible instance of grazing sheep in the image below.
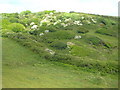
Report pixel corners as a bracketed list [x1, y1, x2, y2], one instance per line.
[44, 30, 49, 33]
[81, 16, 85, 20]
[45, 48, 55, 55]
[50, 12, 53, 15]
[91, 19, 97, 23]
[74, 35, 82, 39]
[67, 42, 75, 46]
[31, 25, 38, 30]
[30, 22, 35, 26]
[39, 33, 44, 36]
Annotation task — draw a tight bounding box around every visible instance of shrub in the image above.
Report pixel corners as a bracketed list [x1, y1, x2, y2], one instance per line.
[20, 10, 31, 15]
[8, 23, 25, 32]
[84, 35, 113, 48]
[1, 29, 13, 34]
[29, 30, 39, 35]
[50, 41, 67, 50]
[41, 30, 75, 40]
[85, 36, 104, 46]
[103, 42, 112, 48]
[62, 12, 80, 20]
[51, 31, 74, 39]
[8, 17, 19, 23]
[111, 21, 116, 25]
[70, 45, 90, 57]
[97, 18, 109, 25]
[2, 19, 11, 29]
[29, 18, 39, 25]
[18, 18, 31, 27]
[77, 28, 89, 34]
[43, 38, 54, 44]
[41, 10, 56, 14]
[50, 53, 71, 62]
[39, 25, 57, 32]
[96, 28, 117, 37]
[70, 57, 118, 74]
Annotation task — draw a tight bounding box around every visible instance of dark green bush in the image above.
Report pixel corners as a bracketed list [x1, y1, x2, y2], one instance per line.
[43, 38, 54, 44]
[97, 18, 109, 25]
[51, 31, 74, 39]
[50, 41, 67, 50]
[70, 57, 118, 74]
[29, 18, 39, 25]
[18, 18, 31, 27]
[84, 35, 113, 48]
[85, 36, 104, 46]
[29, 30, 39, 35]
[96, 28, 117, 37]
[47, 53, 118, 74]
[77, 28, 89, 34]
[50, 53, 71, 62]
[41, 30, 75, 41]
[103, 42, 112, 48]
[111, 22, 116, 25]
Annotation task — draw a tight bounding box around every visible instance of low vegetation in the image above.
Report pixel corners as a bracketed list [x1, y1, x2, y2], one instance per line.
[1, 10, 118, 88]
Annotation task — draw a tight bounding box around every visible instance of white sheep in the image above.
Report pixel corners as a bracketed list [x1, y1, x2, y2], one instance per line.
[44, 30, 49, 33]
[91, 19, 97, 23]
[39, 33, 44, 36]
[65, 18, 71, 22]
[61, 23, 67, 27]
[78, 23, 83, 26]
[67, 42, 75, 46]
[50, 12, 53, 15]
[53, 22, 58, 25]
[74, 21, 82, 25]
[81, 16, 85, 20]
[30, 22, 35, 26]
[31, 25, 38, 30]
[45, 48, 55, 55]
[74, 35, 82, 39]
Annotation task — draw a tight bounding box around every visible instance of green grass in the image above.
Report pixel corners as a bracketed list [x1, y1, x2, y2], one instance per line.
[2, 11, 118, 88]
[2, 38, 118, 88]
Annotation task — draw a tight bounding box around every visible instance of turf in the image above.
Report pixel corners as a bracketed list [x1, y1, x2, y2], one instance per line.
[2, 38, 118, 88]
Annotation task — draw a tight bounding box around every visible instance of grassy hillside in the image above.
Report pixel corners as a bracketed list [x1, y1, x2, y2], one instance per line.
[2, 38, 118, 88]
[1, 10, 118, 88]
